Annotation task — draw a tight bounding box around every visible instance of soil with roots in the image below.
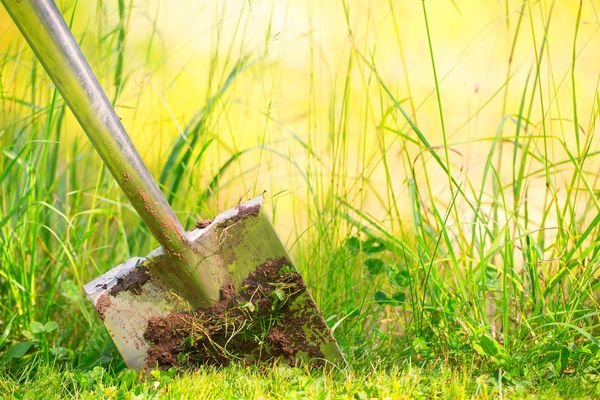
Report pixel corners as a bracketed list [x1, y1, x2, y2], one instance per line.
[143, 257, 328, 369]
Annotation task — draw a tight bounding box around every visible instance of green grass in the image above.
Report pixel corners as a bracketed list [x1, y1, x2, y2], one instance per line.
[1, 0, 599, 398]
[1, 364, 599, 399]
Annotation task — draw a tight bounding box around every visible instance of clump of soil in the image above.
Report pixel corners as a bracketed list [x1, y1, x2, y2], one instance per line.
[95, 293, 112, 321]
[143, 257, 327, 369]
[195, 219, 213, 229]
[109, 266, 151, 296]
[217, 203, 260, 229]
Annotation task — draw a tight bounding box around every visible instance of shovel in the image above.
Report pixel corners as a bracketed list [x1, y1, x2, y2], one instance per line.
[2, 0, 344, 370]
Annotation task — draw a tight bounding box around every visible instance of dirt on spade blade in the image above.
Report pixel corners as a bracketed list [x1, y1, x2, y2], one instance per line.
[143, 257, 329, 369]
[109, 266, 151, 296]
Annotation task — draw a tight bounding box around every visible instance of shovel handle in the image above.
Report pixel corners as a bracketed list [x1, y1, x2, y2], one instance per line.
[2, 0, 190, 255]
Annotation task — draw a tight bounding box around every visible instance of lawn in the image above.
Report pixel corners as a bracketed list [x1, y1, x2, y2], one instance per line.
[0, 0, 599, 398]
[1, 364, 598, 399]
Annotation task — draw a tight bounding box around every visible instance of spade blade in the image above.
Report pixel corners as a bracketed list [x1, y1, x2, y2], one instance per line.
[84, 197, 345, 370]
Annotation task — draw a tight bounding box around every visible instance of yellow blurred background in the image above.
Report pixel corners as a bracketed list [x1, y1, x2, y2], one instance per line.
[1, 0, 599, 243]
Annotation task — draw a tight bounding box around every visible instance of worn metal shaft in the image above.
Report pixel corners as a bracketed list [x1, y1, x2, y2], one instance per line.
[1, 0, 189, 256]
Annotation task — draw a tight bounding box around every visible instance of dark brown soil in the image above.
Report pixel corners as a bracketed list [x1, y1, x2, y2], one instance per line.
[110, 266, 151, 296]
[195, 219, 213, 229]
[217, 203, 260, 228]
[143, 257, 327, 369]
